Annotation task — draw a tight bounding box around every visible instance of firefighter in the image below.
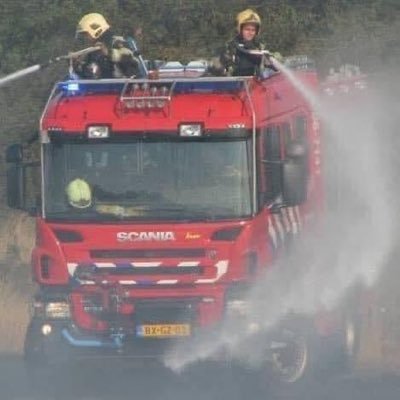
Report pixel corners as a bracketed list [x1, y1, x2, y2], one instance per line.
[73, 13, 141, 79]
[66, 178, 92, 209]
[219, 9, 275, 77]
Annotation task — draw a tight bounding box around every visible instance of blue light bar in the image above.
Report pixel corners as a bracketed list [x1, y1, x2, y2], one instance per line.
[58, 81, 125, 95]
[67, 82, 80, 92]
[57, 79, 245, 97]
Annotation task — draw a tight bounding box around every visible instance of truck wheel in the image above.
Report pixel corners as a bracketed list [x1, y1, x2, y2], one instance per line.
[340, 285, 365, 372]
[268, 327, 311, 385]
[23, 322, 59, 396]
[340, 311, 361, 372]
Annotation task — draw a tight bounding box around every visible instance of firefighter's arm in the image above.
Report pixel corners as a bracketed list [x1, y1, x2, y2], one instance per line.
[207, 57, 226, 76]
[94, 41, 109, 56]
[262, 49, 282, 72]
[70, 55, 88, 78]
[218, 41, 236, 76]
[69, 46, 104, 77]
[112, 47, 140, 78]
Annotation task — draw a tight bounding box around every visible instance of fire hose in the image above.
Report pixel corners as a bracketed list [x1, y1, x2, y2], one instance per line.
[0, 46, 101, 88]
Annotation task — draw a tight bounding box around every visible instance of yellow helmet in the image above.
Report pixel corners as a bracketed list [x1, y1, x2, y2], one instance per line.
[66, 178, 92, 209]
[76, 13, 110, 40]
[236, 9, 261, 34]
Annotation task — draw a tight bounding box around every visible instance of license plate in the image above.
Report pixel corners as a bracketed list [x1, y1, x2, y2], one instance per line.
[136, 324, 191, 338]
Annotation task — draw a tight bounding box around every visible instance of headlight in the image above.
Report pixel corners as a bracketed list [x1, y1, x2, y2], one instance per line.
[179, 123, 202, 137]
[45, 302, 71, 319]
[87, 125, 109, 139]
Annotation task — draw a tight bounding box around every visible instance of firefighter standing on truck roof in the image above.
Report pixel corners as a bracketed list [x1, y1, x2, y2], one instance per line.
[220, 9, 277, 77]
[73, 13, 141, 79]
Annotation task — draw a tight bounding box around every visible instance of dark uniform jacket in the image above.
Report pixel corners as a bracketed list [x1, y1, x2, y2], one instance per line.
[220, 35, 266, 76]
[74, 30, 140, 79]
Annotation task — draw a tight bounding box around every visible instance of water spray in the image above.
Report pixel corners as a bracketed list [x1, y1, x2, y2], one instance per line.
[164, 56, 395, 374]
[0, 46, 101, 88]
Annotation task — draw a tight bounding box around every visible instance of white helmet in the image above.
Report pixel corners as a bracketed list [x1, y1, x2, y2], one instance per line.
[66, 178, 92, 209]
[76, 13, 110, 40]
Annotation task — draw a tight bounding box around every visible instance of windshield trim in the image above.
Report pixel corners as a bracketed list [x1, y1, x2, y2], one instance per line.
[44, 212, 253, 224]
[47, 129, 252, 143]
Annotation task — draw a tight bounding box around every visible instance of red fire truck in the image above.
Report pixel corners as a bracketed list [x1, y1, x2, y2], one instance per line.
[6, 58, 349, 385]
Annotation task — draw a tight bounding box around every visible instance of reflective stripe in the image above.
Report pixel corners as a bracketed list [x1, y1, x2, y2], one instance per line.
[130, 262, 162, 267]
[294, 206, 302, 230]
[195, 260, 228, 284]
[67, 263, 78, 276]
[95, 262, 117, 268]
[287, 207, 299, 234]
[273, 214, 286, 243]
[178, 261, 200, 267]
[268, 216, 278, 249]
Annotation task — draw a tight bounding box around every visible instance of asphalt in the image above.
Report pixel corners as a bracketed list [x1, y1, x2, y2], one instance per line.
[1, 355, 400, 400]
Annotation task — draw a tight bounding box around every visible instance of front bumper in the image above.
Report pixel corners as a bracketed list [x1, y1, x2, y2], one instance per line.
[25, 318, 207, 364]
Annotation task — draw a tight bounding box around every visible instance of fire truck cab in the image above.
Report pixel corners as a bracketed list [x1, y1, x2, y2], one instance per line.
[6, 58, 335, 384]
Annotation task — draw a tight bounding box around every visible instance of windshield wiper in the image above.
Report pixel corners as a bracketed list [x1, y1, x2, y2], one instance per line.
[145, 206, 218, 221]
[45, 210, 98, 221]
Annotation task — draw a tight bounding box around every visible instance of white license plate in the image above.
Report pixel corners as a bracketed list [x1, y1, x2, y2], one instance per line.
[136, 324, 191, 338]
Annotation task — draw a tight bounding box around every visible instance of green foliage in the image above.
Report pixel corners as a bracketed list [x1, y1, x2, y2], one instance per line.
[0, 0, 398, 141]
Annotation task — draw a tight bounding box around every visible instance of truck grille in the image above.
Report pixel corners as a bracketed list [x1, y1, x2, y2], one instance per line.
[90, 249, 205, 259]
[94, 265, 203, 276]
[134, 299, 197, 324]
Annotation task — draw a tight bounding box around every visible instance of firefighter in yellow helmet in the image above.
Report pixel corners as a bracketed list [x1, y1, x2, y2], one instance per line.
[66, 178, 92, 209]
[220, 9, 275, 76]
[73, 13, 141, 79]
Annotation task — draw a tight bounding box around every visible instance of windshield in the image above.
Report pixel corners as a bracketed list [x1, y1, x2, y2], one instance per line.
[44, 138, 252, 221]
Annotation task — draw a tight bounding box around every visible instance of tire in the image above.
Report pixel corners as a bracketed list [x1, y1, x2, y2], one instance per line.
[249, 321, 319, 397]
[23, 321, 69, 397]
[339, 309, 362, 373]
[256, 309, 362, 393]
[267, 326, 313, 386]
[24, 322, 51, 396]
[334, 287, 363, 374]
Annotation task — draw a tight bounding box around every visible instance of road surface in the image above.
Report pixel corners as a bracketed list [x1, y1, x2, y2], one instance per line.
[1, 355, 400, 400]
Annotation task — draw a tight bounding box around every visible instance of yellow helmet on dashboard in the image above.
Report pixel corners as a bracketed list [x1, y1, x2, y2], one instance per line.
[76, 13, 110, 40]
[66, 178, 92, 209]
[236, 9, 261, 34]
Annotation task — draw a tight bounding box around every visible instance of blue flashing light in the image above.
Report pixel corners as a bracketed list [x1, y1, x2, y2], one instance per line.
[174, 80, 243, 93]
[67, 82, 80, 92]
[58, 81, 125, 95]
[56, 79, 244, 98]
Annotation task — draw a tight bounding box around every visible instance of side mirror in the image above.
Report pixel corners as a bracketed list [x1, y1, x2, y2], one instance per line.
[6, 164, 24, 209]
[282, 161, 308, 206]
[282, 140, 308, 206]
[6, 144, 23, 163]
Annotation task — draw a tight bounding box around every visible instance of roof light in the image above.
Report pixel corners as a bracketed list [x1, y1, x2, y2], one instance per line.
[87, 126, 109, 139]
[179, 123, 202, 137]
[66, 82, 80, 92]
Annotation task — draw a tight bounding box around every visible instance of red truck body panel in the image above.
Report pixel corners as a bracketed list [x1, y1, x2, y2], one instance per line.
[35, 69, 323, 348]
